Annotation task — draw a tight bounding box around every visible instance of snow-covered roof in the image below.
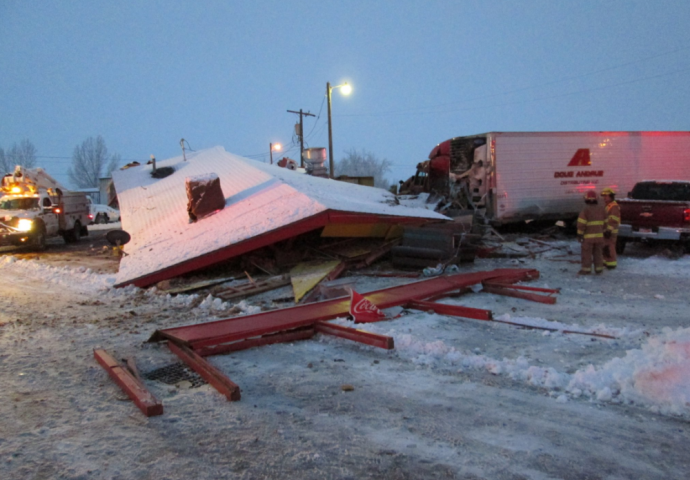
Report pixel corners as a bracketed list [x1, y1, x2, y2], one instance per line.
[112, 146, 448, 287]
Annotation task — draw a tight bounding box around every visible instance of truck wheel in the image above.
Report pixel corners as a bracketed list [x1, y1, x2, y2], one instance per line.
[32, 225, 47, 251]
[72, 221, 82, 242]
[615, 237, 627, 255]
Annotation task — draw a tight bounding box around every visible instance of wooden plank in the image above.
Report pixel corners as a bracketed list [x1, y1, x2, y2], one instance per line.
[314, 322, 394, 349]
[158, 276, 235, 295]
[195, 328, 315, 357]
[93, 349, 164, 417]
[167, 342, 241, 401]
[214, 275, 291, 301]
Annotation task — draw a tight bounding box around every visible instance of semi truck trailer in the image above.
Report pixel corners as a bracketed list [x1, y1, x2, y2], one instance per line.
[415, 131, 690, 226]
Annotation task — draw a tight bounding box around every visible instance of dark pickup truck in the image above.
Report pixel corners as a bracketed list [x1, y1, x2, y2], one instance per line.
[617, 180, 690, 253]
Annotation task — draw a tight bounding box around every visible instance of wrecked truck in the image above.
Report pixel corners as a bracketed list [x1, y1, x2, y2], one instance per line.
[401, 131, 690, 226]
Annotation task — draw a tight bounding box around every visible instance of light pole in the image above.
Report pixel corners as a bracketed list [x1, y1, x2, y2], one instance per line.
[326, 81, 352, 179]
[269, 142, 282, 164]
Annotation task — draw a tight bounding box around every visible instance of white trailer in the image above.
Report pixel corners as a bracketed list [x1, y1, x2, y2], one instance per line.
[425, 131, 690, 225]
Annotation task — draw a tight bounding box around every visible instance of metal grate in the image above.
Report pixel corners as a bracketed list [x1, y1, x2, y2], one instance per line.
[144, 363, 207, 388]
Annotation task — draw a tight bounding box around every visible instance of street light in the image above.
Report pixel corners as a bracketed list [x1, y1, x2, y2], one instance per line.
[327, 81, 352, 179]
[269, 142, 282, 164]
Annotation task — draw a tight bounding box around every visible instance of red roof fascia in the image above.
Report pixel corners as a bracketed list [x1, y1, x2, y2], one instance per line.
[116, 210, 438, 288]
[326, 211, 433, 225]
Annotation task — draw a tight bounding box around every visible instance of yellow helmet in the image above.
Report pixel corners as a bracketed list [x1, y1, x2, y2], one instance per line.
[601, 187, 615, 196]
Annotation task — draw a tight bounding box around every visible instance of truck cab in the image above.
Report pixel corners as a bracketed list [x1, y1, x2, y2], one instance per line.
[0, 166, 90, 249]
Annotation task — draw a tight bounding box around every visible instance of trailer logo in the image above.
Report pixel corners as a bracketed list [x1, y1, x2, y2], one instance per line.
[554, 148, 603, 181]
[567, 149, 591, 166]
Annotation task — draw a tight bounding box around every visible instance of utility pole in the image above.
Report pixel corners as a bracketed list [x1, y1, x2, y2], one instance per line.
[287, 109, 315, 167]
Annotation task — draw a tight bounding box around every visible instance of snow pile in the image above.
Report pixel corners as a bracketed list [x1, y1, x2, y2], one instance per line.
[331, 313, 690, 416]
[568, 327, 690, 415]
[0, 256, 116, 292]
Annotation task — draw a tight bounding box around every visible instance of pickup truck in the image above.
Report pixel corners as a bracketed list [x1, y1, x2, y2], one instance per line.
[617, 180, 690, 254]
[89, 201, 120, 224]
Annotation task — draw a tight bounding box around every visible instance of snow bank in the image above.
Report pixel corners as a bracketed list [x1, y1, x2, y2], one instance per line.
[568, 327, 690, 415]
[0, 256, 116, 292]
[332, 313, 690, 417]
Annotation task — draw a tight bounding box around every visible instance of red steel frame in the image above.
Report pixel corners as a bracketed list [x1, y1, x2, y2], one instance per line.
[147, 268, 551, 402]
[406, 300, 493, 321]
[314, 322, 395, 350]
[150, 269, 539, 350]
[94, 349, 164, 416]
[168, 342, 241, 401]
[481, 281, 560, 304]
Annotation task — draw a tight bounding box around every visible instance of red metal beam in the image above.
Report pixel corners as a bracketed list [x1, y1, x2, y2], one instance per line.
[482, 282, 560, 294]
[481, 283, 558, 304]
[314, 321, 394, 349]
[195, 328, 315, 357]
[94, 349, 163, 417]
[149, 269, 539, 350]
[167, 342, 241, 401]
[406, 300, 493, 321]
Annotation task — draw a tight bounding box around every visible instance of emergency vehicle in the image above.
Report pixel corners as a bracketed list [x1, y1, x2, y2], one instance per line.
[0, 166, 90, 249]
[420, 131, 690, 225]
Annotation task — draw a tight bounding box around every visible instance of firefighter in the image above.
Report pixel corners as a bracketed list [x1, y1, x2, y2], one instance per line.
[601, 187, 620, 269]
[577, 190, 606, 275]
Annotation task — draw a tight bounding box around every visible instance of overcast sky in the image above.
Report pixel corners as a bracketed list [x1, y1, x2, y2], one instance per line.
[1, 1, 689, 187]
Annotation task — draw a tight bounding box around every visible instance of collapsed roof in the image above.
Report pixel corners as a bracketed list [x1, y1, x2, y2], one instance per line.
[112, 147, 448, 288]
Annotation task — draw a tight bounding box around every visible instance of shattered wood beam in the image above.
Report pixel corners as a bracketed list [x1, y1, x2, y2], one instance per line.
[194, 328, 315, 357]
[93, 349, 163, 417]
[149, 269, 539, 350]
[314, 321, 394, 349]
[406, 300, 493, 321]
[167, 342, 241, 401]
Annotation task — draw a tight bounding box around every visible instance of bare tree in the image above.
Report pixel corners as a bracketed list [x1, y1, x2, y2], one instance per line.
[2, 139, 37, 171]
[106, 153, 121, 177]
[334, 148, 392, 189]
[68, 136, 120, 188]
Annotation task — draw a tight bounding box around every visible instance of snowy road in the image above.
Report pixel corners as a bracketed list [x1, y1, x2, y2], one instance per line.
[1, 236, 689, 479]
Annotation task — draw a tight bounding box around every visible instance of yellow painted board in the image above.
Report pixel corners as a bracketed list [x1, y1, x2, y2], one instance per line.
[290, 260, 341, 303]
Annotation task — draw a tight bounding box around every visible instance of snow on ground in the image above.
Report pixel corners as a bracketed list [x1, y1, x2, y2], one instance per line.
[1, 237, 690, 479]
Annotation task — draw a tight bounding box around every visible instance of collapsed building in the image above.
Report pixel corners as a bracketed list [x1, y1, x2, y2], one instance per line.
[111, 146, 452, 289]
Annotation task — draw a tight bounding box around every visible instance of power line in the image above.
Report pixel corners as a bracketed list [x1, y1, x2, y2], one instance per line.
[340, 47, 690, 118]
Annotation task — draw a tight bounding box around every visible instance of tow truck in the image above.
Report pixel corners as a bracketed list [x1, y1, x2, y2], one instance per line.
[0, 166, 90, 250]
